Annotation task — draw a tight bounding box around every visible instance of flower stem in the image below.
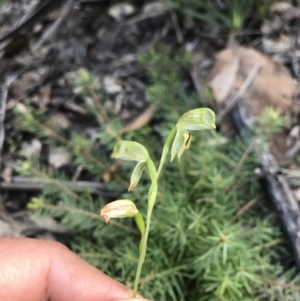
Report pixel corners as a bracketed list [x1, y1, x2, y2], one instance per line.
[132, 128, 176, 296]
[133, 195, 156, 296]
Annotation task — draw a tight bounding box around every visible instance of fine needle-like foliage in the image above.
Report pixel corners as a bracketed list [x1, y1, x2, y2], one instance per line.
[13, 46, 300, 301]
[164, 0, 276, 34]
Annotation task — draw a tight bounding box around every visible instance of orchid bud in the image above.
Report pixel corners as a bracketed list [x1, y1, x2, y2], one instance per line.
[100, 199, 139, 223]
[171, 108, 216, 162]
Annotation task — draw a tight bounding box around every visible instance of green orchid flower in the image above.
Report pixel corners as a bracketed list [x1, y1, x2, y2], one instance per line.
[100, 199, 139, 223]
[101, 199, 145, 235]
[112, 141, 151, 191]
[170, 108, 216, 162]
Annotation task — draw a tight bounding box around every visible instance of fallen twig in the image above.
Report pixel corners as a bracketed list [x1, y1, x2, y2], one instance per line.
[0, 176, 119, 198]
[121, 106, 155, 134]
[169, 9, 183, 44]
[190, 67, 204, 96]
[33, 0, 75, 50]
[0, 0, 67, 44]
[0, 74, 18, 165]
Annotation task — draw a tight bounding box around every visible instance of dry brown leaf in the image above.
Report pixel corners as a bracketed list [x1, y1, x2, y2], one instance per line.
[207, 49, 239, 105]
[207, 47, 295, 115]
[206, 46, 297, 165]
[121, 106, 154, 134]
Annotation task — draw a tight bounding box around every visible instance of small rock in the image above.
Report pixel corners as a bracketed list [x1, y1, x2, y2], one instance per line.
[261, 16, 283, 35]
[108, 3, 135, 20]
[185, 41, 198, 52]
[33, 23, 43, 34]
[49, 148, 71, 168]
[143, 2, 167, 15]
[270, 1, 293, 13]
[290, 125, 300, 137]
[47, 113, 71, 131]
[21, 139, 42, 158]
[15, 103, 28, 114]
[254, 167, 263, 176]
[104, 76, 122, 94]
[127, 2, 168, 24]
[262, 35, 294, 54]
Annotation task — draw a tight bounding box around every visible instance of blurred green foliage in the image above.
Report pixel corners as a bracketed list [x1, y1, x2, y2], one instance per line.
[164, 0, 277, 32]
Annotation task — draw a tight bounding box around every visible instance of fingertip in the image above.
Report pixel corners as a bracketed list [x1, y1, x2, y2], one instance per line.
[47, 245, 135, 301]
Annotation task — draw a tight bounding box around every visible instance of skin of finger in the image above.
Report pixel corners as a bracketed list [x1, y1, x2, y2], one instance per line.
[0, 238, 141, 301]
[0, 237, 50, 301]
[47, 240, 135, 301]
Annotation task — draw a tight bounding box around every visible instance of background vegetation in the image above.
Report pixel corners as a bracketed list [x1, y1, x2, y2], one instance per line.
[15, 46, 299, 300]
[4, 0, 300, 300]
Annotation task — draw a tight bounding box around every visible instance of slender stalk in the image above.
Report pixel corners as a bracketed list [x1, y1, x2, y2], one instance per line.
[133, 159, 158, 296]
[133, 233, 147, 296]
[132, 129, 176, 296]
[138, 130, 177, 275]
[133, 193, 156, 296]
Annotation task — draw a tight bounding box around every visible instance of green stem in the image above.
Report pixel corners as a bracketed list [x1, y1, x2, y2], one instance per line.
[133, 211, 151, 296]
[133, 160, 157, 297]
[134, 212, 146, 236]
[132, 129, 176, 296]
